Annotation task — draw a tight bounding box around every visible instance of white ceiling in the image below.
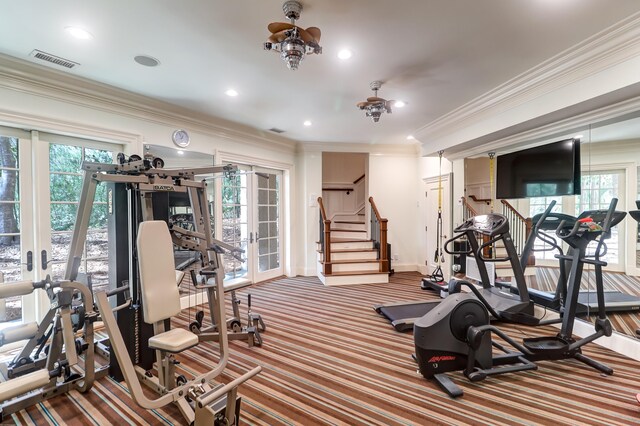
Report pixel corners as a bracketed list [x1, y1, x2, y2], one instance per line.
[2, 1, 640, 145]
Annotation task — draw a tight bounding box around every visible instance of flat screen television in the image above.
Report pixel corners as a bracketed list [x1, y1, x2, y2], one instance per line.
[496, 138, 580, 199]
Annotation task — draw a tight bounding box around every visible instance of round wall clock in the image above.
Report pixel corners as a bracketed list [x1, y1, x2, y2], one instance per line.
[172, 129, 190, 148]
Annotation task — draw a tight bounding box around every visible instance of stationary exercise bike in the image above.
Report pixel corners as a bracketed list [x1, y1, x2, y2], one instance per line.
[414, 198, 623, 397]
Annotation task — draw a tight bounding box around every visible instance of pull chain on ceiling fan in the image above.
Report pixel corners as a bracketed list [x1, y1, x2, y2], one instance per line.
[264, 0, 322, 70]
[356, 81, 396, 122]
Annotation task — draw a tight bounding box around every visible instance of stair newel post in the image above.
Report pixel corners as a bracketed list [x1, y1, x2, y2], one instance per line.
[369, 196, 390, 273]
[323, 219, 332, 274]
[317, 197, 332, 274]
[379, 218, 389, 273]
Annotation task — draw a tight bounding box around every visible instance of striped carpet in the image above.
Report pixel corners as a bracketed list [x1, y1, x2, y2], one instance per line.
[6, 272, 640, 425]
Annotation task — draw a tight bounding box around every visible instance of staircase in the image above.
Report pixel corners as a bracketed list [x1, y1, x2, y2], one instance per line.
[316, 198, 390, 286]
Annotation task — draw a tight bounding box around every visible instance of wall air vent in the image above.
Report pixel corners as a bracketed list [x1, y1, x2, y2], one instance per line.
[29, 49, 79, 69]
[268, 127, 285, 134]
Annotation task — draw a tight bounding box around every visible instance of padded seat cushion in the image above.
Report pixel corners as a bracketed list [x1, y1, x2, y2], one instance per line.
[148, 328, 198, 353]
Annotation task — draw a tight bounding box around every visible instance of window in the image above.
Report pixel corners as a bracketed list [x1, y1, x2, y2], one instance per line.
[529, 196, 563, 261]
[575, 171, 621, 265]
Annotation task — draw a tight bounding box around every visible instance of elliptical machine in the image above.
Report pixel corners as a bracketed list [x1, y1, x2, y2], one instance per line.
[442, 212, 539, 324]
[414, 198, 623, 397]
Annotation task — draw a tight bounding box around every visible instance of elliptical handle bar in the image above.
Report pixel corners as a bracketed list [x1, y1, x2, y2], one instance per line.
[534, 200, 557, 231]
[556, 219, 582, 240]
[443, 232, 472, 255]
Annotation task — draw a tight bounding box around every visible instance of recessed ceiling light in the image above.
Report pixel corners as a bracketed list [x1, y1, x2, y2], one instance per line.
[134, 55, 160, 67]
[177, 150, 184, 155]
[394, 101, 406, 108]
[406, 135, 415, 140]
[337, 49, 353, 60]
[225, 89, 238, 97]
[65, 26, 93, 40]
[303, 120, 312, 126]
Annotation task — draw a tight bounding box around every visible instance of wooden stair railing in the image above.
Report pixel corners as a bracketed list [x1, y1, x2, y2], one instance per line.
[500, 199, 533, 263]
[461, 196, 478, 222]
[369, 196, 389, 273]
[317, 197, 332, 274]
[469, 195, 491, 205]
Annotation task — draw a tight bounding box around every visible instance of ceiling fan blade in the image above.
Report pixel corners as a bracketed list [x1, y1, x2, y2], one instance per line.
[268, 30, 288, 43]
[296, 26, 314, 43]
[356, 101, 371, 108]
[367, 96, 385, 103]
[306, 26, 321, 43]
[268, 22, 295, 33]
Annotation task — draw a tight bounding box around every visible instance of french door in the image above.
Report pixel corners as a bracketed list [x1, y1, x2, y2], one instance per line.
[220, 165, 283, 283]
[0, 128, 119, 328]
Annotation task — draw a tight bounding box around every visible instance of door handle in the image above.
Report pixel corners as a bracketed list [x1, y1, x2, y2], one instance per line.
[23, 250, 33, 272]
[249, 232, 253, 244]
[41, 250, 61, 270]
[255, 232, 259, 242]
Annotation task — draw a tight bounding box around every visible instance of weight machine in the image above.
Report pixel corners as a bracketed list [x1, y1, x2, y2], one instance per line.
[81, 154, 262, 424]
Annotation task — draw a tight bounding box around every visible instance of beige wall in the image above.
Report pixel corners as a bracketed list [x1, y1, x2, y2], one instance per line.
[322, 152, 366, 183]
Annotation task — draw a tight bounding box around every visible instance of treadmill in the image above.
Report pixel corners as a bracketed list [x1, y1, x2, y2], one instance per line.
[375, 212, 538, 331]
[374, 300, 441, 332]
[510, 202, 640, 313]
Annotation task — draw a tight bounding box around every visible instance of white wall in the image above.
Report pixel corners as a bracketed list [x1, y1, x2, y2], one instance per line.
[295, 151, 322, 276]
[369, 154, 420, 271]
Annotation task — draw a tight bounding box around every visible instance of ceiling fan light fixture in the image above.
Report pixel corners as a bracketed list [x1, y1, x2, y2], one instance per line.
[406, 135, 415, 140]
[303, 120, 312, 126]
[264, 0, 322, 71]
[394, 100, 406, 108]
[225, 88, 238, 97]
[281, 37, 306, 70]
[357, 81, 395, 123]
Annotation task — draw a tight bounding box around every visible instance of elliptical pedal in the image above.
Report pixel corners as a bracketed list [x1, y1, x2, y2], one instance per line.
[522, 336, 569, 354]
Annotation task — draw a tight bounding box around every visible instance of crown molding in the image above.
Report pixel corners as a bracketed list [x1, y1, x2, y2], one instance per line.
[415, 12, 640, 151]
[0, 54, 297, 154]
[438, 95, 640, 160]
[0, 107, 141, 144]
[298, 141, 420, 156]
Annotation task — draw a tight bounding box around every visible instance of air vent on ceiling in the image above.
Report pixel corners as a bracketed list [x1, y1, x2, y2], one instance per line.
[268, 127, 285, 134]
[29, 49, 79, 69]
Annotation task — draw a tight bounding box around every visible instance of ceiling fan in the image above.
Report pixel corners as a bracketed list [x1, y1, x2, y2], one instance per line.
[263, 0, 322, 70]
[357, 81, 395, 122]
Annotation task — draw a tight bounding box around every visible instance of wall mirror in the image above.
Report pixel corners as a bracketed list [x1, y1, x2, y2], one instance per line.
[461, 112, 640, 339]
[145, 144, 216, 294]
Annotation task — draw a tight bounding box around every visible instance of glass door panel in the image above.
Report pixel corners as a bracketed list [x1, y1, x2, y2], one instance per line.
[0, 135, 34, 324]
[221, 169, 249, 280]
[45, 141, 115, 293]
[218, 164, 284, 283]
[255, 171, 282, 281]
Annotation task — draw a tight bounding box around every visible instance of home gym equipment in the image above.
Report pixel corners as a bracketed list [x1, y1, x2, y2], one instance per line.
[506, 201, 640, 313]
[422, 150, 447, 292]
[188, 266, 265, 346]
[374, 298, 443, 332]
[414, 198, 621, 397]
[376, 212, 544, 331]
[441, 212, 537, 323]
[0, 275, 107, 421]
[80, 154, 261, 424]
[96, 220, 260, 425]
